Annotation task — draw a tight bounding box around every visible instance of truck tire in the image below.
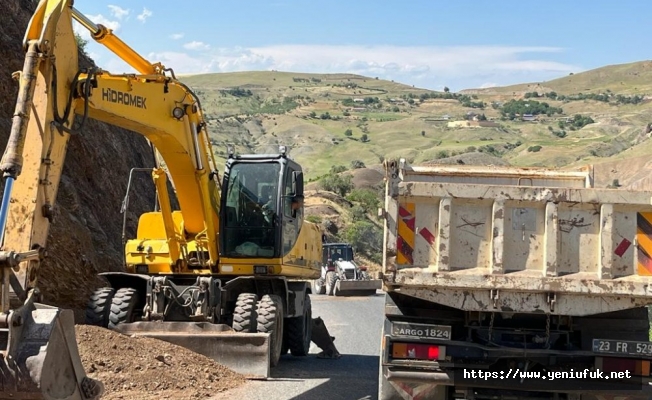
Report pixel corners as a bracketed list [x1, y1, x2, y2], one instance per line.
[257, 294, 284, 367]
[312, 278, 326, 295]
[325, 271, 338, 296]
[285, 292, 312, 356]
[85, 287, 115, 327]
[108, 288, 139, 329]
[232, 293, 258, 333]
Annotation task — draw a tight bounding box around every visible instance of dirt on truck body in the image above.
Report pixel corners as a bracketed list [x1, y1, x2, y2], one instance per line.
[378, 159, 652, 400]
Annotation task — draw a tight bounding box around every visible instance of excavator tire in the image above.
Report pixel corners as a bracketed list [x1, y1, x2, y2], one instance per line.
[325, 271, 338, 296]
[312, 278, 326, 295]
[108, 288, 140, 329]
[257, 294, 284, 367]
[85, 287, 115, 327]
[285, 292, 312, 356]
[232, 293, 258, 333]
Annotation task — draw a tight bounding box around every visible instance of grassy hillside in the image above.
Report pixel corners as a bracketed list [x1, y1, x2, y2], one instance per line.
[180, 61, 652, 188]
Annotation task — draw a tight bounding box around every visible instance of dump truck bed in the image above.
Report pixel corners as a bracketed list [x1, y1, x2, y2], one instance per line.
[382, 159, 652, 316]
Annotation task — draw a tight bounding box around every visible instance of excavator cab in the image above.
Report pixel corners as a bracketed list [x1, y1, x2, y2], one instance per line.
[220, 151, 305, 264]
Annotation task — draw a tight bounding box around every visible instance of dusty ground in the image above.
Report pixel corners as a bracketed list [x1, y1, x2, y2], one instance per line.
[76, 325, 246, 400]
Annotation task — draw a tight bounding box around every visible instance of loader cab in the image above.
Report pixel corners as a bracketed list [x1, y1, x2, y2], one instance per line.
[219, 153, 304, 259]
[322, 243, 354, 269]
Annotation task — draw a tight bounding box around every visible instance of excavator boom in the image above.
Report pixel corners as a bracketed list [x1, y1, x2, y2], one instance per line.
[0, 1, 105, 398]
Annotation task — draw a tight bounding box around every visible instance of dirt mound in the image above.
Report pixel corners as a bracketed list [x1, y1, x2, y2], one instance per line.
[305, 190, 353, 208]
[305, 204, 339, 216]
[76, 325, 245, 400]
[344, 168, 384, 190]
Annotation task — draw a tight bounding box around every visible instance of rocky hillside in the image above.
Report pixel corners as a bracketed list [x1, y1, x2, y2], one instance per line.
[181, 63, 652, 191]
[2, 1, 156, 315]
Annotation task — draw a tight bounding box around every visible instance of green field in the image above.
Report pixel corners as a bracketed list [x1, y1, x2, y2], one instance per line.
[180, 61, 652, 183]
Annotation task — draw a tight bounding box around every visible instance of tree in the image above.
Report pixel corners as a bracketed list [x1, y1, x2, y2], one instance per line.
[444, 86, 450, 93]
[360, 133, 369, 142]
[309, 111, 316, 118]
[421, 130, 426, 136]
[346, 188, 380, 212]
[343, 221, 383, 263]
[320, 173, 353, 197]
[344, 129, 353, 136]
[75, 32, 88, 53]
[350, 160, 365, 169]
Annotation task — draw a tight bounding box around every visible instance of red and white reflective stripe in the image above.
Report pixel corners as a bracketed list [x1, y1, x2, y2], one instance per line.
[393, 381, 439, 400]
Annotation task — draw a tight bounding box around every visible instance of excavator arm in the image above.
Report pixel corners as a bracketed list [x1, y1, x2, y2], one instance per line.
[0, 0, 221, 398]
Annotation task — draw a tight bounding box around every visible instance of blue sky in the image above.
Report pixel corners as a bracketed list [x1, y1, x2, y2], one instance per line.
[72, 1, 648, 91]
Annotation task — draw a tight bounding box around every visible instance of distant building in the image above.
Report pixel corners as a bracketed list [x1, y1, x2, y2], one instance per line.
[353, 98, 364, 103]
[522, 114, 537, 122]
[447, 120, 499, 128]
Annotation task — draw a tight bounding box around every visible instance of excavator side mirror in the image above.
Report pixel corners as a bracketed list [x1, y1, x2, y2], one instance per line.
[293, 171, 303, 198]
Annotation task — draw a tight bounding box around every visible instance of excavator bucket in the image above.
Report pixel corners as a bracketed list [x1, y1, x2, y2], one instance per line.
[334, 279, 382, 297]
[113, 321, 272, 379]
[0, 293, 104, 400]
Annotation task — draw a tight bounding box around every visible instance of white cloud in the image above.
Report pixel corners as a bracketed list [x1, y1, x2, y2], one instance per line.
[72, 14, 121, 42]
[107, 5, 129, 20]
[137, 7, 152, 23]
[83, 44, 583, 90]
[170, 33, 185, 40]
[183, 41, 211, 51]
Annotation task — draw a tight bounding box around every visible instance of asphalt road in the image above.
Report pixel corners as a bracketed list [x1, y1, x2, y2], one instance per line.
[212, 291, 385, 400]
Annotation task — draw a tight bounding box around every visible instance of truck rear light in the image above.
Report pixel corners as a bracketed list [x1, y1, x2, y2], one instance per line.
[597, 357, 651, 376]
[391, 342, 443, 361]
[359, 266, 367, 271]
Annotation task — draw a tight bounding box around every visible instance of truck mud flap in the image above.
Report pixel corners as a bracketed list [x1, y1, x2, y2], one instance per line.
[113, 321, 271, 379]
[335, 279, 382, 296]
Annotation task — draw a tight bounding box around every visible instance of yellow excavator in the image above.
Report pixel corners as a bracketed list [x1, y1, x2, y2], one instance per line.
[0, 1, 338, 398]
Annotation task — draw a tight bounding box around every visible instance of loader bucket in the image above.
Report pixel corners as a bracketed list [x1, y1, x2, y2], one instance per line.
[334, 279, 382, 296]
[0, 302, 104, 400]
[113, 321, 271, 379]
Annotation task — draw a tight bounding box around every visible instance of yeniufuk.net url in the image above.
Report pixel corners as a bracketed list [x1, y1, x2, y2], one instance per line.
[463, 369, 632, 381]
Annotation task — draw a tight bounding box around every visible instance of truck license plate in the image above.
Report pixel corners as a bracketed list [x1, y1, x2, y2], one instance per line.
[593, 339, 652, 355]
[391, 322, 451, 340]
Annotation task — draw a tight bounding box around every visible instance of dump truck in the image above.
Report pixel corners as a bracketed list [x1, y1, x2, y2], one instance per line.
[0, 1, 337, 398]
[312, 242, 381, 296]
[378, 159, 652, 400]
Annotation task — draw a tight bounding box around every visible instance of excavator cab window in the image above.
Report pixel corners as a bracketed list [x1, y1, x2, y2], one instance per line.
[222, 162, 281, 257]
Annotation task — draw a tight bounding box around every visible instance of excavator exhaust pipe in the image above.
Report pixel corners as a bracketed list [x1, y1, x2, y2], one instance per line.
[0, 291, 104, 400]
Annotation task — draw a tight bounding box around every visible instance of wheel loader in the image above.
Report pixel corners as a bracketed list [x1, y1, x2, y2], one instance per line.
[0, 1, 338, 398]
[312, 243, 381, 296]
